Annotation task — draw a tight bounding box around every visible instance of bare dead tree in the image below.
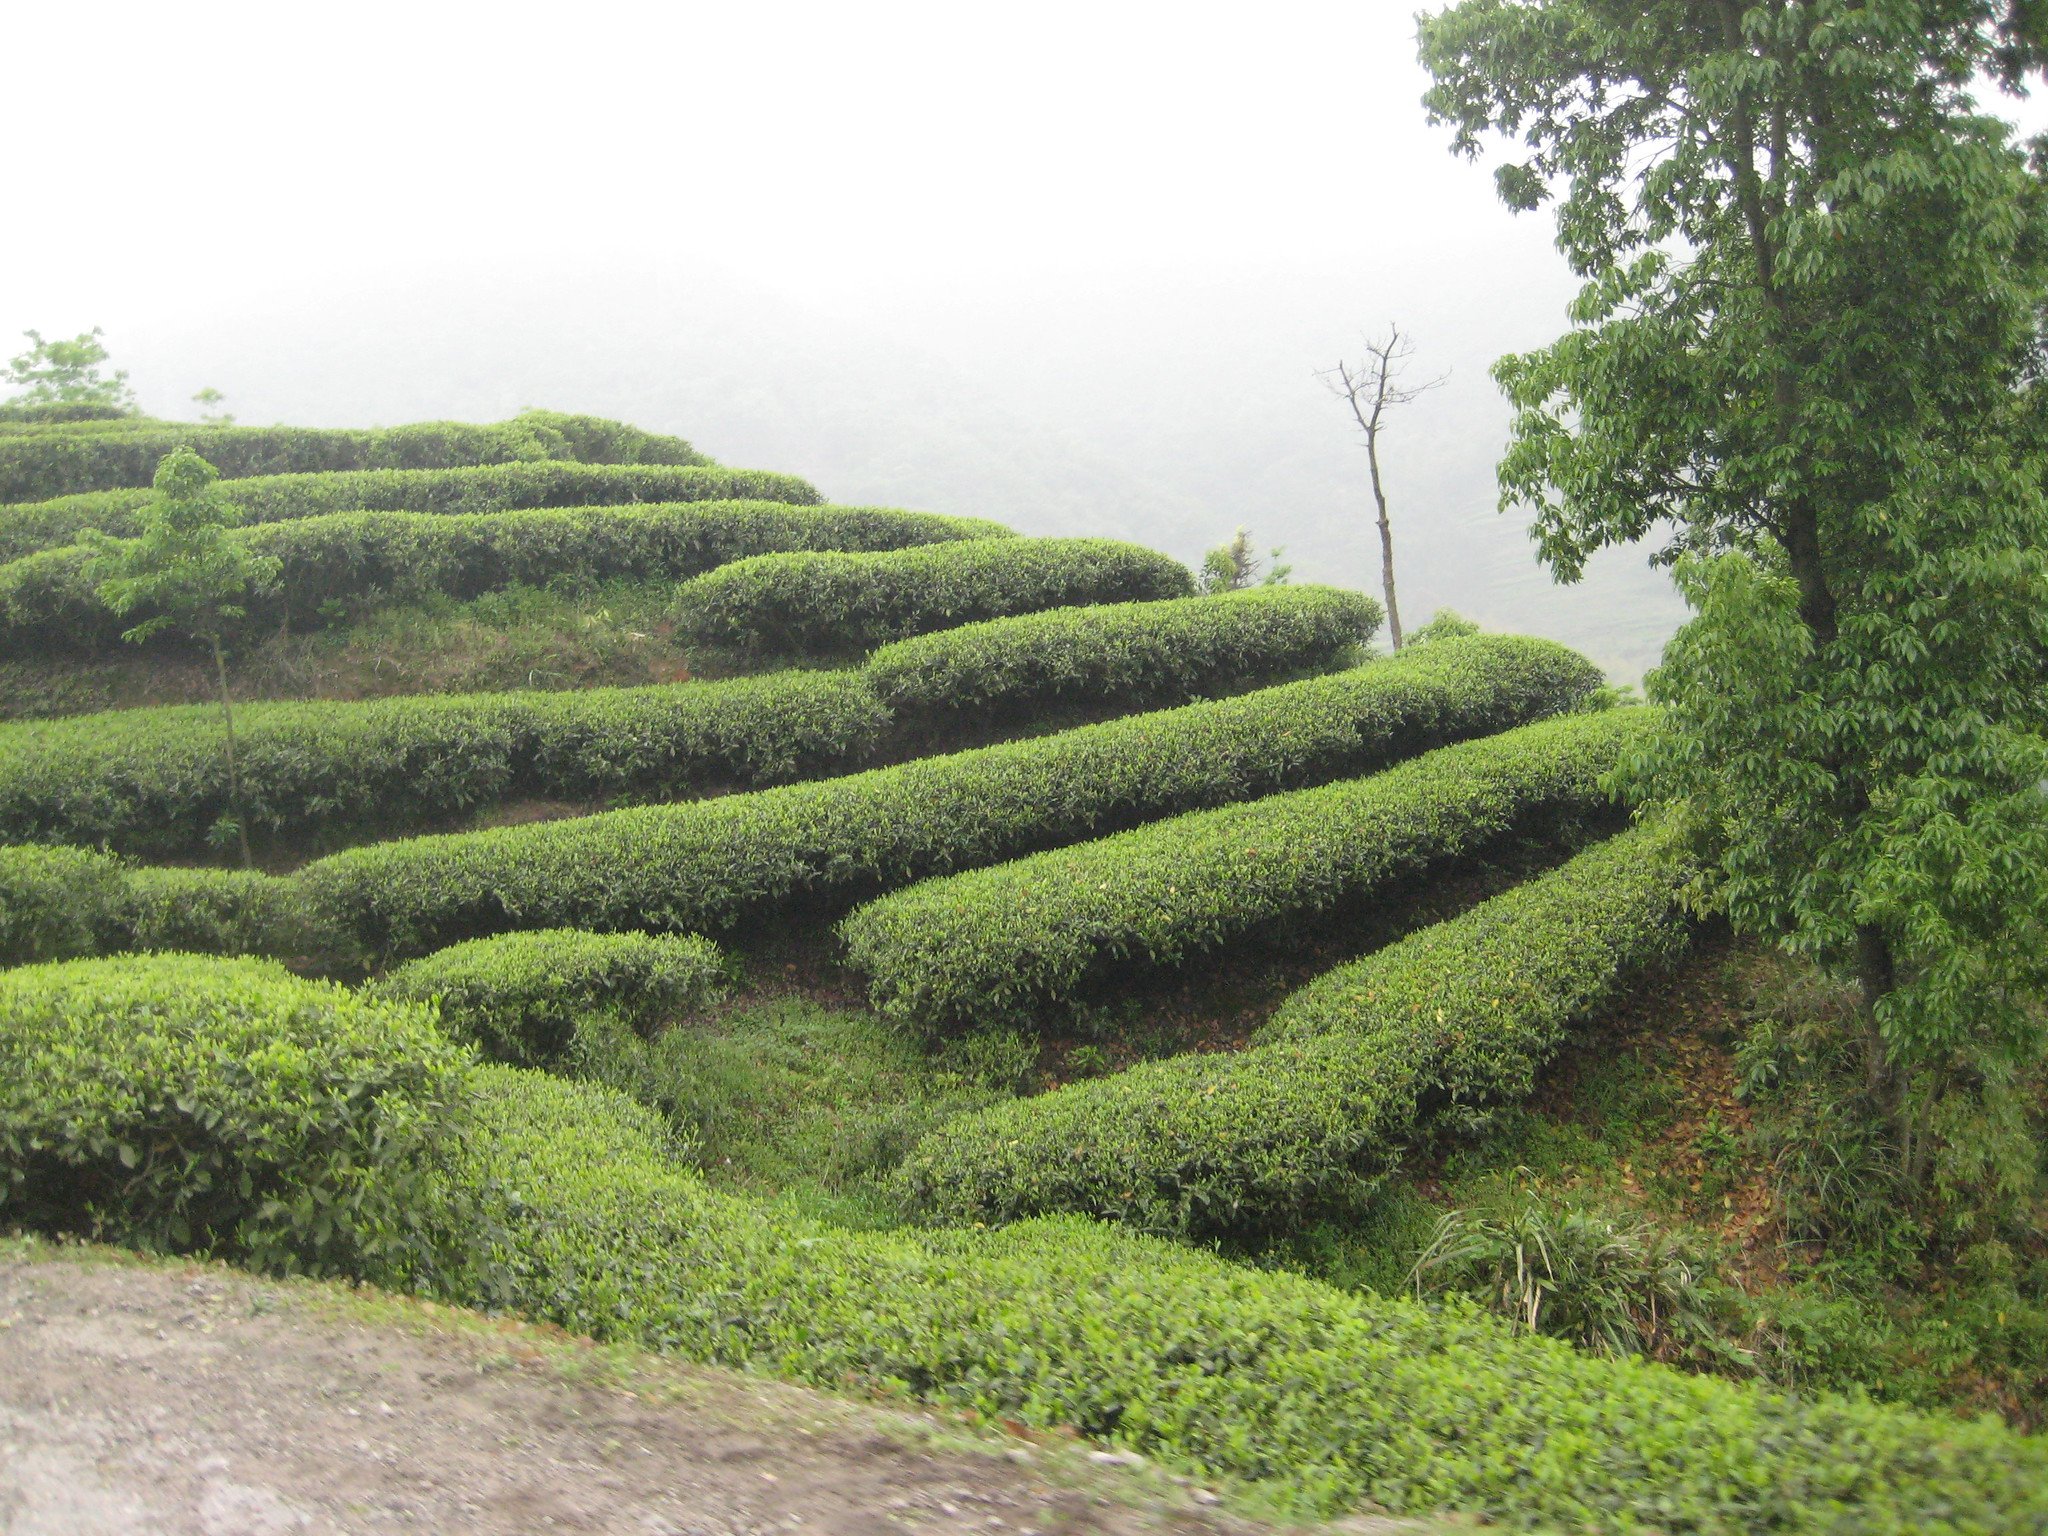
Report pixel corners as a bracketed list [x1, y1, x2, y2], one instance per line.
[1319, 325, 1448, 649]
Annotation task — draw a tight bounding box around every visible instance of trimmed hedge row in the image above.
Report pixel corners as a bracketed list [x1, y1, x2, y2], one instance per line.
[0, 403, 142, 427]
[370, 929, 729, 1066]
[0, 629, 1587, 862]
[840, 708, 1650, 1032]
[418, 1063, 2048, 1532]
[10, 952, 2043, 1528]
[865, 584, 1378, 722]
[0, 501, 1013, 653]
[0, 845, 314, 965]
[0, 630, 1584, 955]
[0, 410, 708, 502]
[0, 955, 466, 1276]
[0, 461, 824, 562]
[0, 669, 892, 858]
[894, 825, 1692, 1236]
[673, 538, 1194, 658]
[285, 616, 1515, 963]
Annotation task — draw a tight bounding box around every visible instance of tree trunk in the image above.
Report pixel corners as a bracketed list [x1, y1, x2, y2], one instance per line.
[210, 635, 253, 871]
[1365, 434, 1403, 649]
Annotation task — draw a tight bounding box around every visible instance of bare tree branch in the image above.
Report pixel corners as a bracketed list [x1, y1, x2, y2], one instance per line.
[1318, 323, 1449, 649]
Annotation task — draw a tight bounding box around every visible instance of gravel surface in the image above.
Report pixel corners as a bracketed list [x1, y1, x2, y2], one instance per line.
[0, 1247, 1434, 1536]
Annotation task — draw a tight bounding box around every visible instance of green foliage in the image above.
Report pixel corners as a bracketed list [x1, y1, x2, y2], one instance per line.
[4, 500, 1010, 654]
[672, 537, 1193, 659]
[288, 632, 1591, 964]
[0, 595, 1545, 864]
[0, 668, 892, 858]
[83, 448, 281, 649]
[863, 584, 1375, 724]
[1420, 0, 2048, 1186]
[1410, 1187, 1736, 1366]
[0, 460, 825, 562]
[371, 929, 729, 1066]
[0, 955, 469, 1276]
[0, 843, 127, 966]
[0, 401, 138, 426]
[895, 824, 1690, 1235]
[0, 409, 707, 503]
[562, 997, 1016, 1224]
[1196, 527, 1290, 593]
[1408, 608, 1480, 645]
[844, 708, 1647, 1033]
[3, 328, 135, 411]
[411, 1063, 2048, 1531]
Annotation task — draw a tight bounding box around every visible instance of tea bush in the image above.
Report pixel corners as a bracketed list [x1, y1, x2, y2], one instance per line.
[0, 668, 892, 857]
[0, 461, 823, 561]
[0, 845, 312, 962]
[0, 501, 1012, 653]
[416, 1063, 2048, 1532]
[0, 410, 706, 502]
[291, 633, 1580, 962]
[371, 928, 729, 1065]
[0, 954, 468, 1275]
[895, 826, 1689, 1234]
[865, 584, 1379, 722]
[0, 842, 127, 965]
[672, 538, 1194, 657]
[842, 708, 1650, 1032]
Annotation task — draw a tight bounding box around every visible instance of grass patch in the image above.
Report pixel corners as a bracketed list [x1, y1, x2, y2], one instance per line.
[563, 995, 1026, 1228]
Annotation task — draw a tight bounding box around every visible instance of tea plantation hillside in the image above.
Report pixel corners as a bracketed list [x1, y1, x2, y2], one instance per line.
[2, 408, 2044, 1534]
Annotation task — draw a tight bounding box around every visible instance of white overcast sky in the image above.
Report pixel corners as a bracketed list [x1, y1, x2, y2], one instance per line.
[12, 2, 2043, 676]
[7, 1, 1519, 315]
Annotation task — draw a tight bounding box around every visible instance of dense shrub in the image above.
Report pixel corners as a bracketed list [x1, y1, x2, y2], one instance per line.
[865, 584, 1379, 721]
[0, 461, 824, 562]
[371, 929, 729, 1065]
[0, 410, 707, 503]
[673, 538, 1194, 658]
[894, 825, 1691, 1234]
[2, 632, 1599, 862]
[0, 668, 892, 858]
[289, 633, 1571, 962]
[0, 402, 139, 427]
[0, 955, 468, 1275]
[414, 1064, 2048, 1532]
[0, 845, 314, 962]
[841, 708, 1650, 1032]
[0, 501, 1013, 653]
[0, 843, 127, 965]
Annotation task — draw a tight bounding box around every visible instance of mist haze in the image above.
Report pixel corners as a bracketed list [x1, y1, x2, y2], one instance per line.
[7, 0, 1691, 676]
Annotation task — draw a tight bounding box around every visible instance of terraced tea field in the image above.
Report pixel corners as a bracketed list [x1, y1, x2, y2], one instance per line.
[2, 408, 2043, 1533]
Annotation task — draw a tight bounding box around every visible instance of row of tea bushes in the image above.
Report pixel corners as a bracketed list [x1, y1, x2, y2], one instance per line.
[672, 538, 1195, 658]
[0, 589, 1392, 860]
[0, 669, 891, 858]
[0, 590, 1413, 960]
[369, 928, 730, 1066]
[839, 707, 1651, 1031]
[0, 409, 708, 503]
[284, 593, 1376, 962]
[0, 461, 823, 561]
[866, 584, 1378, 724]
[894, 825, 1691, 1235]
[10, 950, 2041, 1530]
[0, 845, 313, 967]
[0, 501, 1012, 653]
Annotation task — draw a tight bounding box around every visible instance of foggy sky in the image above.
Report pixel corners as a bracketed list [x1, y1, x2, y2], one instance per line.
[7, 2, 1701, 674]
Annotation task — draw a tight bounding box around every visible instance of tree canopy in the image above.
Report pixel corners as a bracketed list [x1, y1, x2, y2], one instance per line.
[4, 327, 136, 410]
[1420, 0, 2048, 1208]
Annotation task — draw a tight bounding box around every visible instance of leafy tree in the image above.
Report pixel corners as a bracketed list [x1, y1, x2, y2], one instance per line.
[1420, 1, 2048, 1210]
[1198, 528, 1293, 593]
[191, 386, 235, 426]
[4, 327, 136, 410]
[84, 449, 280, 868]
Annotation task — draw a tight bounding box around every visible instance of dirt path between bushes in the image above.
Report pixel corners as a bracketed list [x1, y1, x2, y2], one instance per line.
[0, 1247, 1439, 1536]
